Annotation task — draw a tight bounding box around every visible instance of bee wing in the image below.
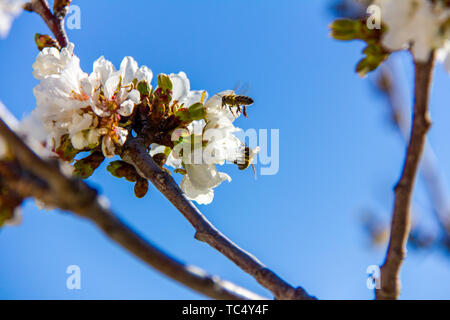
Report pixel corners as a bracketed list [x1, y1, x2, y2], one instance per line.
[236, 82, 250, 96]
[214, 90, 235, 98]
[232, 82, 241, 93]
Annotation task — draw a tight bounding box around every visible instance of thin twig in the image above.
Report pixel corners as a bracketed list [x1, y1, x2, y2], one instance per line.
[377, 52, 435, 300]
[25, 0, 68, 47]
[0, 118, 265, 300]
[120, 137, 316, 300]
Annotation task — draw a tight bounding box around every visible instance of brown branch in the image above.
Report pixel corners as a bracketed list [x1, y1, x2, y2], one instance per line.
[25, 0, 68, 47]
[376, 52, 436, 300]
[376, 63, 450, 249]
[120, 137, 316, 300]
[0, 118, 265, 300]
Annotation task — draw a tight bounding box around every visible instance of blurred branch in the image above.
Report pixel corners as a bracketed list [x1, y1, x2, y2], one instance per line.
[120, 137, 316, 300]
[24, 0, 68, 47]
[376, 64, 450, 251]
[377, 52, 436, 300]
[0, 118, 266, 300]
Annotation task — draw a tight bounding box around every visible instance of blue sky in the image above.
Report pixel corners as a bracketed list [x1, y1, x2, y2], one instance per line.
[0, 0, 449, 299]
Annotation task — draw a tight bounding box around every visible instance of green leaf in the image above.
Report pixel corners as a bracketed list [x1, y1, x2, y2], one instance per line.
[329, 19, 362, 41]
[174, 108, 190, 122]
[157, 74, 173, 91]
[106, 160, 138, 182]
[137, 80, 151, 96]
[34, 33, 59, 51]
[174, 168, 187, 175]
[106, 160, 126, 178]
[55, 135, 79, 162]
[188, 103, 205, 120]
[174, 103, 206, 122]
[73, 151, 105, 179]
[356, 44, 389, 77]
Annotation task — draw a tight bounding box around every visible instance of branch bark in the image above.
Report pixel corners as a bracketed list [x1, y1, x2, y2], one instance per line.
[25, 0, 68, 47]
[377, 63, 450, 250]
[0, 118, 265, 300]
[120, 137, 315, 300]
[376, 52, 435, 300]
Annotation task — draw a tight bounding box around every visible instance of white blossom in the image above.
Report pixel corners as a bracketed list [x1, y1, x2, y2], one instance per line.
[32, 43, 78, 80]
[170, 71, 206, 107]
[32, 43, 94, 150]
[180, 164, 231, 205]
[151, 90, 257, 205]
[31, 44, 149, 158]
[374, 0, 450, 62]
[135, 65, 153, 84]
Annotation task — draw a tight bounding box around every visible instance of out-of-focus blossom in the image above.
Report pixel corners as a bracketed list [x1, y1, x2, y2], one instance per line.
[0, 0, 24, 38]
[374, 0, 450, 62]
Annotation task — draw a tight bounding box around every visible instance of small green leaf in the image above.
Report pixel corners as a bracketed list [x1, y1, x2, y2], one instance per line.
[174, 103, 206, 122]
[174, 108, 190, 122]
[356, 43, 389, 77]
[106, 160, 126, 178]
[137, 80, 151, 96]
[34, 33, 59, 51]
[329, 19, 362, 41]
[73, 151, 105, 179]
[106, 160, 138, 182]
[188, 103, 205, 120]
[157, 74, 173, 91]
[55, 135, 79, 162]
[174, 168, 187, 175]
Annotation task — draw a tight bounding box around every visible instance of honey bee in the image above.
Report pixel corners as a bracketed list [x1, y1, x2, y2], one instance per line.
[234, 145, 258, 179]
[221, 92, 254, 117]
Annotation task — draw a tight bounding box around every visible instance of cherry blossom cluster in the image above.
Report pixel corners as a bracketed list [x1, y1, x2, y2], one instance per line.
[27, 43, 258, 204]
[31, 43, 148, 157]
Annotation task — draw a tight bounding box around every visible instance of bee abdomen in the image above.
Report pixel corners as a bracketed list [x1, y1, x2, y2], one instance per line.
[234, 95, 254, 106]
[222, 95, 254, 107]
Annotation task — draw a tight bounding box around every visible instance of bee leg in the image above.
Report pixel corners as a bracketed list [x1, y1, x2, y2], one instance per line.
[229, 105, 237, 117]
[243, 106, 248, 118]
[251, 164, 257, 180]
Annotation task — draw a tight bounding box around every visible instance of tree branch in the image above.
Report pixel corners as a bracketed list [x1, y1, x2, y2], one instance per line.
[376, 63, 450, 250]
[120, 137, 316, 300]
[25, 1, 314, 300]
[377, 52, 436, 300]
[0, 118, 265, 300]
[25, 0, 68, 47]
